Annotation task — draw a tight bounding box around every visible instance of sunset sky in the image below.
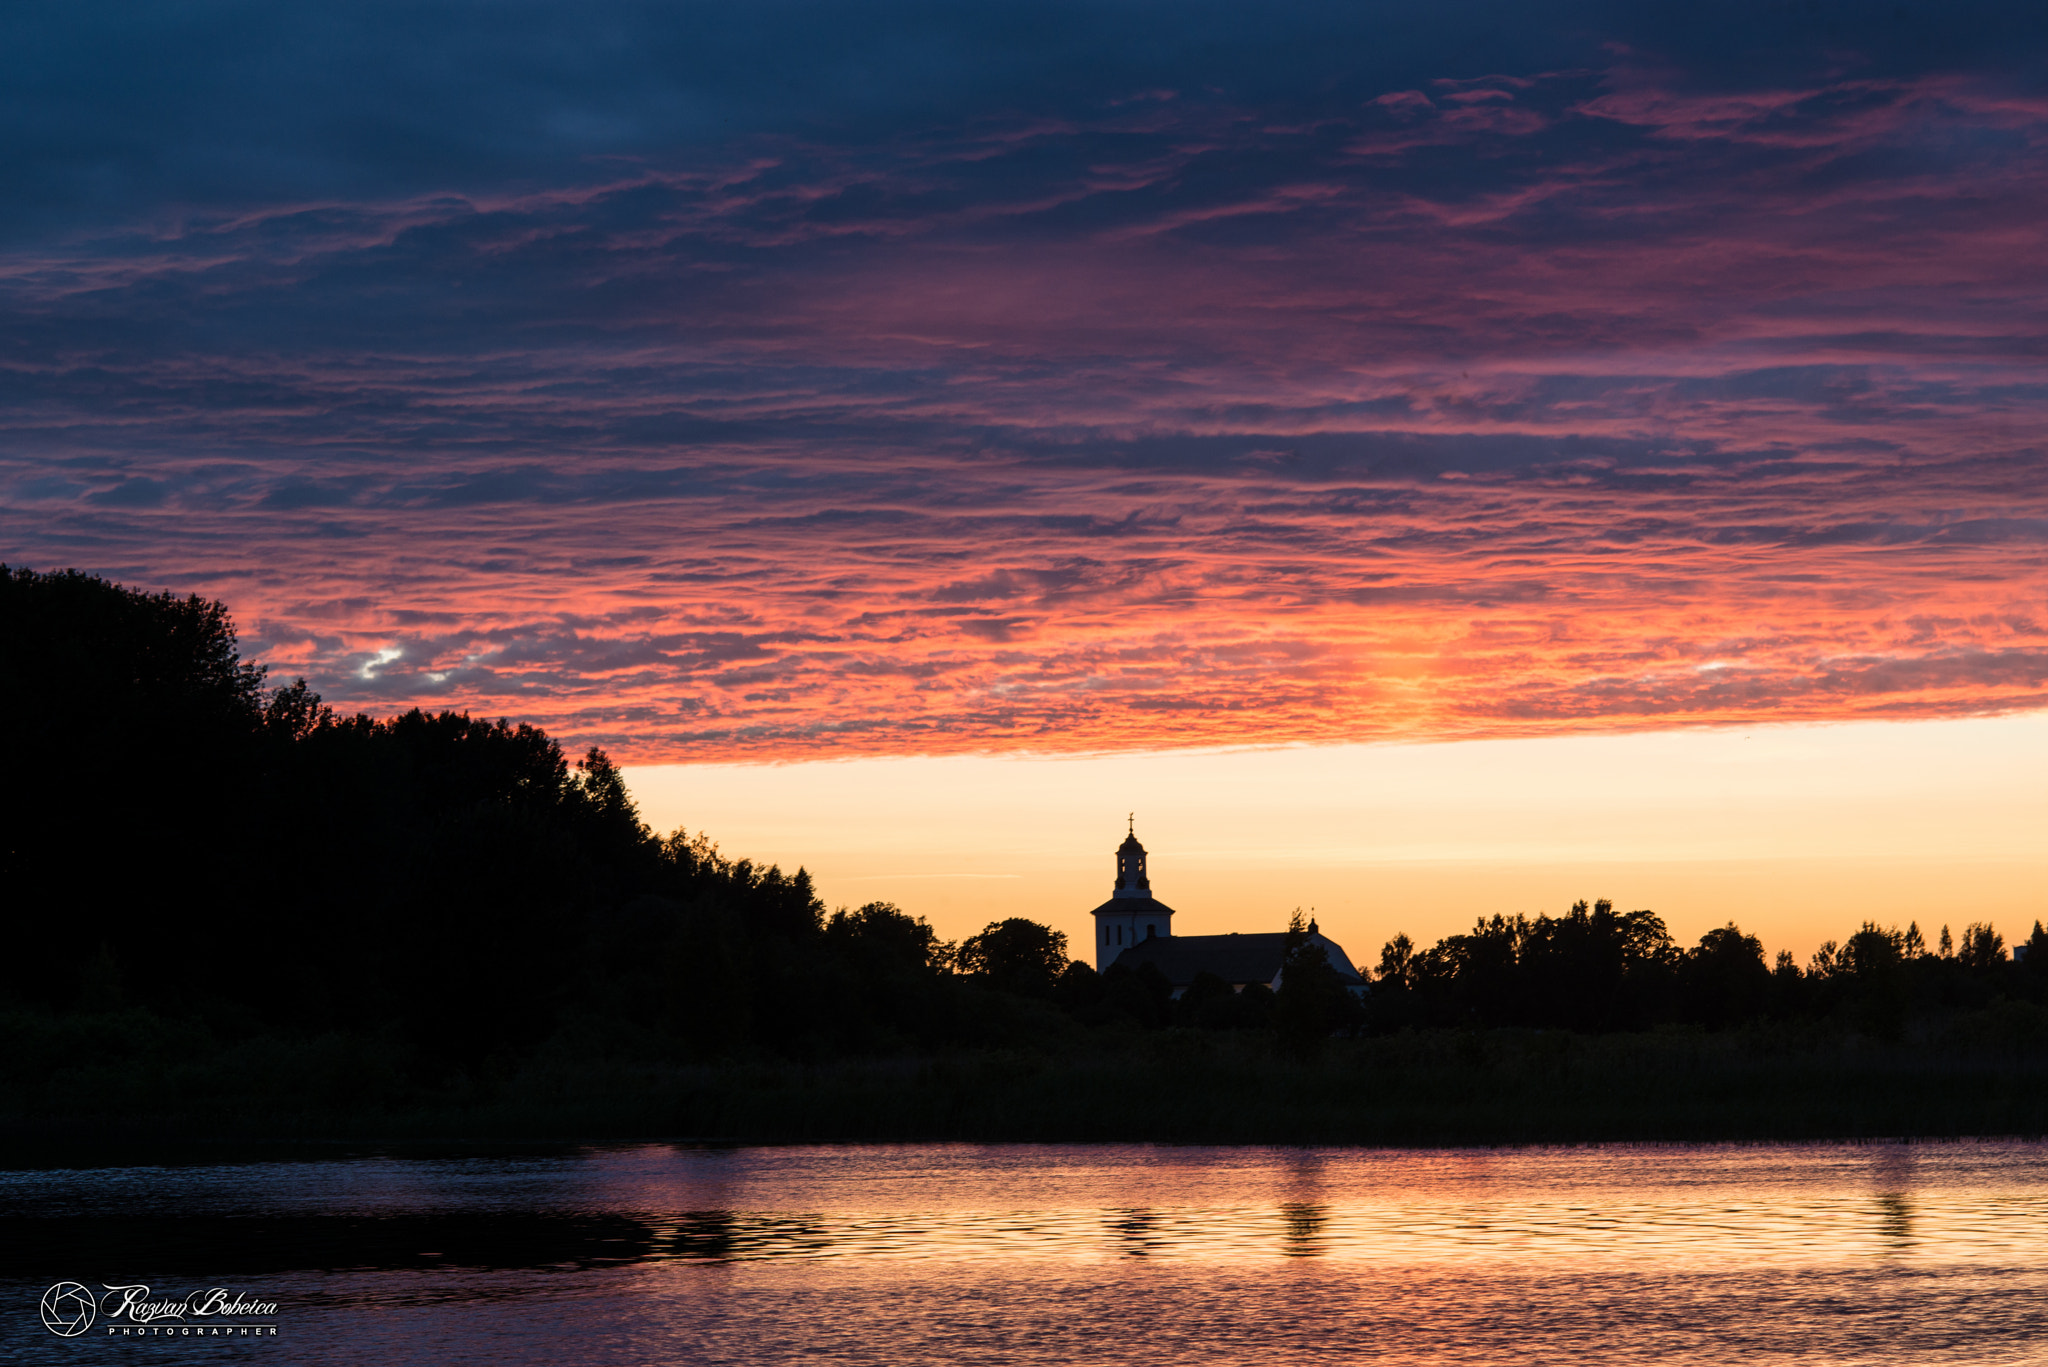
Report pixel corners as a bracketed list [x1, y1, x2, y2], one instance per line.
[4, 3, 2043, 956]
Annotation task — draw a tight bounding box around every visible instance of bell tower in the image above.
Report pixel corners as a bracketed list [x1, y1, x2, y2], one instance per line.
[1114, 813, 1150, 898]
[1091, 816, 1174, 970]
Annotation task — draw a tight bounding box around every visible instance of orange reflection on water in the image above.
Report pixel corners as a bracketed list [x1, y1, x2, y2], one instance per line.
[579, 1141, 2048, 1269]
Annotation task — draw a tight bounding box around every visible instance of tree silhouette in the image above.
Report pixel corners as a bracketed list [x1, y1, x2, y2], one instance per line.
[957, 918, 1069, 996]
[2023, 922, 2048, 971]
[1274, 941, 1355, 1052]
[1680, 923, 1771, 1028]
[1958, 922, 2006, 972]
[4, 565, 269, 1009]
[1375, 933, 1416, 990]
[827, 901, 952, 975]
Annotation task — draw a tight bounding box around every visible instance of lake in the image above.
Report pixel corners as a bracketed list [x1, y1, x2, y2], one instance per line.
[4, 1141, 2044, 1364]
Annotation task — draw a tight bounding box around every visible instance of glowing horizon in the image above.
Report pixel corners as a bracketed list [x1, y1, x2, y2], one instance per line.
[622, 711, 2048, 966]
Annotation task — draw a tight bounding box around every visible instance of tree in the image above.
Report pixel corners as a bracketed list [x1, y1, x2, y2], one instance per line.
[1098, 961, 1173, 1027]
[574, 746, 639, 823]
[1835, 922, 1912, 1039]
[957, 918, 1069, 996]
[2, 566, 271, 1008]
[1376, 933, 1416, 990]
[1680, 923, 1770, 1028]
[1273, 941, 1355, 1052]
[1176, 971, 1237, 1028]
[1838, 923, 1906, 977]
[1519, 899, 1676, 1031]
[826, 901, 951, 975]
[2024, 922, 2048, 980]
[263, 677, 333, 741]
[1054, 960, 1105, 1011]
[1958, 923, 2006, 973]
[1412, 914, 1526, 1025]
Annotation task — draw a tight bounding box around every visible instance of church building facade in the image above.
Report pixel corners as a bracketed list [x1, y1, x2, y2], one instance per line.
[1088, 822, 1366, 996]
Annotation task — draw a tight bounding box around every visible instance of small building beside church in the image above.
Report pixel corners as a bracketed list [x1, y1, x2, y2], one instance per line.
[1088, 823, 1366, 996]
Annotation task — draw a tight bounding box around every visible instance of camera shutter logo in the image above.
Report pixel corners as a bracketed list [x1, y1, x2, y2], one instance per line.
[40, 1282, 97, 1337]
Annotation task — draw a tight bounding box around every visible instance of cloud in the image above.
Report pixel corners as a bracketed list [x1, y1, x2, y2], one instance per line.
[1, 9, 2045, 758]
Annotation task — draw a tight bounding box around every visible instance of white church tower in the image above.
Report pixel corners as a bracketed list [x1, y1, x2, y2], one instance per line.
[1089, 817, 1176, 970]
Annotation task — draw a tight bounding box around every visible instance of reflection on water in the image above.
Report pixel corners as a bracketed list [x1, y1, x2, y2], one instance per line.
[1877, 1192, 1915, 1255]
[3, 1142, 2044, 1365]
[1106, 1208, 1161, 1258]
[1280, 1201, 1327, 1257]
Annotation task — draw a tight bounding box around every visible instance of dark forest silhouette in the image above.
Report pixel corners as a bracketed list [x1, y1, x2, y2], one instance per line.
[4, 566, 2047, 1141]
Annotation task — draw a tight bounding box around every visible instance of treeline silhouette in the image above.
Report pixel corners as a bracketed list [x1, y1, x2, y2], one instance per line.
[0, 566, 1199, 1071]
[1370, 901, 2046, 1038]
[4, 566, 2046, 1107]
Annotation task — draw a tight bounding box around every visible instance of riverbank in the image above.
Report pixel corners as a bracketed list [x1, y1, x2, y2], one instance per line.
[7, 1015, 2046, 1162]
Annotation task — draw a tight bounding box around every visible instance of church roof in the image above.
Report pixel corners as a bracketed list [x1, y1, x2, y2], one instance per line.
[1087, 894, 1178, 920]
[1107, 931, 1364, 989]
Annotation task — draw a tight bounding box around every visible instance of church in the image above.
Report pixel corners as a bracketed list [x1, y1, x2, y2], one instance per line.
[1089, 821, 1367, 996]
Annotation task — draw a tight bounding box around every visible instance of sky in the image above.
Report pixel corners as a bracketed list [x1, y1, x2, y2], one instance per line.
[4, 2, 2044, 954]
[628, 713, 2046, 963]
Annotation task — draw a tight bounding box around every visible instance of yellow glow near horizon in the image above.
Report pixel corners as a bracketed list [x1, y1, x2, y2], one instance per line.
[623, 712, 2048, 968]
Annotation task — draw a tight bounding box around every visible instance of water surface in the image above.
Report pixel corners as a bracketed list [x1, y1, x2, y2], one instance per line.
[4, 1142, 2042, 1364]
